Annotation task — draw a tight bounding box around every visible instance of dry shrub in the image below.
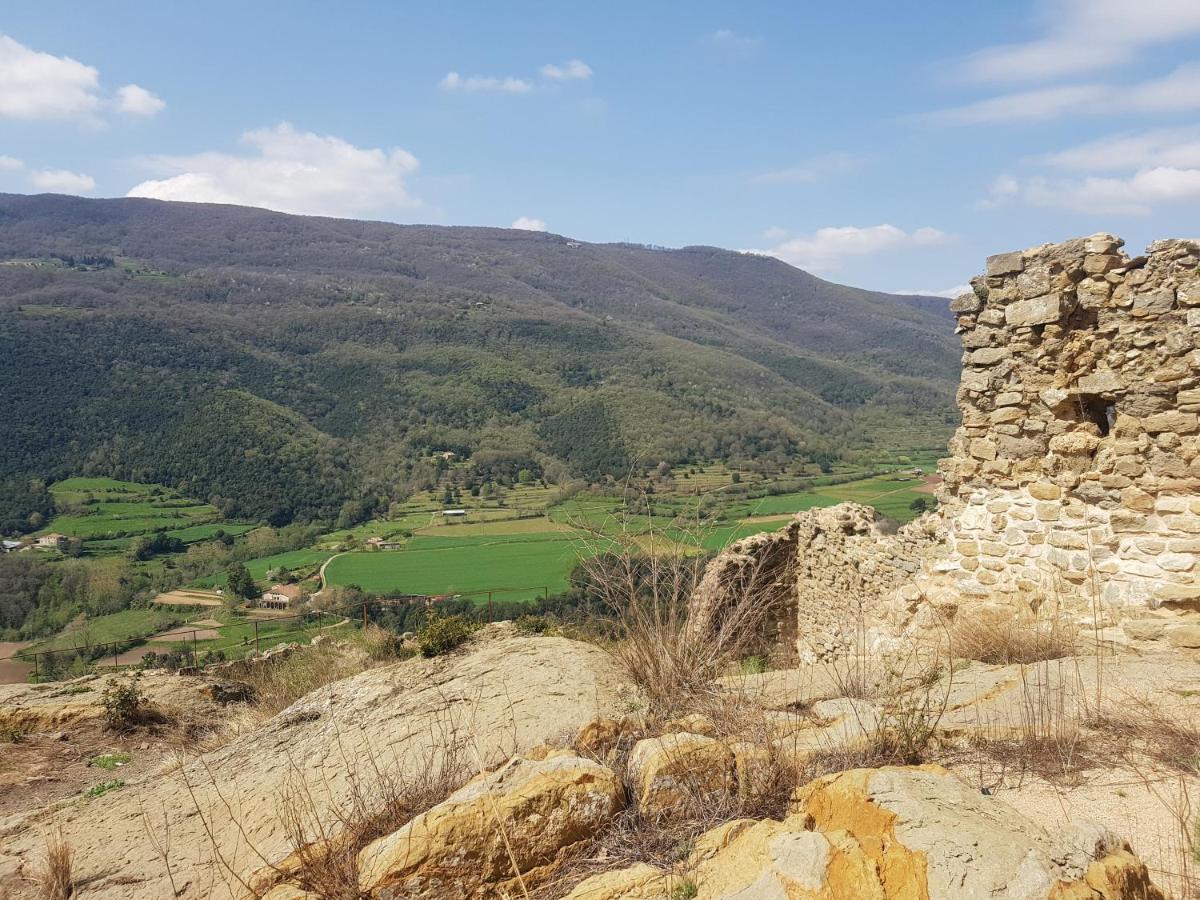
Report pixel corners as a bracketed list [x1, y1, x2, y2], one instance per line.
[951, 614, 1076, 665]
[575, 512, 787, 715]
[28, 829, 72, 900]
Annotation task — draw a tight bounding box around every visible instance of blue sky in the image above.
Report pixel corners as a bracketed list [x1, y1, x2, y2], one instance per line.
[1, 0, 1198, 294]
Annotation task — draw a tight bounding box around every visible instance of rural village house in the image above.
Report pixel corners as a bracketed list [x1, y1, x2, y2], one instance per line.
[259, 583, 304, 610]
[34, 533, 68, 551]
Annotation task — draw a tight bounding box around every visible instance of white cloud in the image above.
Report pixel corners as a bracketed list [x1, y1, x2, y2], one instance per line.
[984, 124, 1200, 215]
[126, 123, 420, 218]
[895, 284, 972, 299]
[746, 224, 951, 272]
[750, 152, 860, 185]
[115, 83, 165, 117]
[961, 0, 1200, 83]
[511, 216, 547, 231]
[0, 155, 23, 171]
[1035, 126, 1200, 172]
[0, 33, 163, 123]
[0, 34, 101, 121]
[541, 59, 592, 81]
[928, 83, 1106, 125]
[930, 62, 1200, 125]
[439, 71, 532, 94]
[706, 29, 760, 55]
[1015, 168, 1200, 216]
[30, 168, 95, 193]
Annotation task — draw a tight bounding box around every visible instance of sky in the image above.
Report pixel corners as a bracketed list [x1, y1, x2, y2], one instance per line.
[1, 0, 1199, 295]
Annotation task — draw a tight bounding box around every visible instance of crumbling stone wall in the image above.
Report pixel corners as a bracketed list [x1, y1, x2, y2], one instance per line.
[936, 234, 1200, 613]
[689, 502, 939, 661]
[689, 234, 1200, 657]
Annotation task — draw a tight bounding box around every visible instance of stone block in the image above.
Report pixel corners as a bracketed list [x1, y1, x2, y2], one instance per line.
[985, 250, 1023, 276]
[1035, 502, 1061, 521]
[968, 347, 1010, 366]
[1005, 293, 1064, 327]
[949, 292, 983, 314]
[1076, 371, 1123, 394]
[1131, 289, 1175, 316]
[1144, 412, 1198, 434]
[1027, 482, 1060, 500]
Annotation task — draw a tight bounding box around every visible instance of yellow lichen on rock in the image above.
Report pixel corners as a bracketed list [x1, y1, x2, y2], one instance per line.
[356, 752, 623, 898]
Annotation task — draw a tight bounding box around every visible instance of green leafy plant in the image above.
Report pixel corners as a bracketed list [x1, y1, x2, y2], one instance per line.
[89, 752, 130, 770]
[740, 654, 768, 675]
[100, 674, 148, 732]
[83, 778, 124, 798]
[671, 880, 698, 900]
[415, 613, 476, 658]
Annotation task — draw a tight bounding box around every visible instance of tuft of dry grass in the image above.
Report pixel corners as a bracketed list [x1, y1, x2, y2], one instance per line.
[951, 614, 1077, 666]
[575, 512, 788, 716]
[272, 739, 470, 899]
[28, 829, 73, 900]
[238, 625, 405, 719]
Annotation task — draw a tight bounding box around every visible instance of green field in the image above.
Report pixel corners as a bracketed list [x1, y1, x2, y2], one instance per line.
[42, 477, 253, 547]
[195, 548, 332, 588]
[324, 532, 589, 600]
[28, 607, 190, 654]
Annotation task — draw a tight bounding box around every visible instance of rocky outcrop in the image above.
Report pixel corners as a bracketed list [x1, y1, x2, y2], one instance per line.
[625, 732, 735, 819]
[0, 627, 636, 900]
[568, 766, 1164, 899]
[357, 751, 623, 897]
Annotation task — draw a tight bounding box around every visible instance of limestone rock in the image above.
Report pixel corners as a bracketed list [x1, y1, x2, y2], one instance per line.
[626, 732, 735, 819]
[356, 753, 623, 897]
[1166, 623, 1200, 649]
[1005, 293, 1064, 327]
[787, 766, 1165, 900]
[987, 250, 1025, 276]
[561, 863, 675, 899]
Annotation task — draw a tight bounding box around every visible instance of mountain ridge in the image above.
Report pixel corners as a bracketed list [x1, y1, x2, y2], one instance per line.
[0, 193, 958, 527]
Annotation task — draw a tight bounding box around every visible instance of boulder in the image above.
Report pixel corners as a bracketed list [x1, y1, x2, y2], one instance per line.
[625, 732, 735, 819]
[561, 863, 675, 899]
[787, 766, 1164, 899]
[357, 752, 623, 897]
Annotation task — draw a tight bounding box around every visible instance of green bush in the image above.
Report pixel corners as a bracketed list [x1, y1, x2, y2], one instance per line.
[416, 613, 475, 658]
[515, 614, 549, 635]
[100, 674, 147, 731]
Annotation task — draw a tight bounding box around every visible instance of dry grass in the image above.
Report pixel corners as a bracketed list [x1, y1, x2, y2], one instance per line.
[272, 738, 470, 899]
[27, 829, 72, 900]
[576, 513, 789, 715]
[950, 614, 1077, 665]
[237, 626, 404, 719]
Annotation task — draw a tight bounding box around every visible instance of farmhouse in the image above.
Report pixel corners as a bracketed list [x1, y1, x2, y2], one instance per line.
[1, 540, 22, 553]
[34, 533, 68, 551]
[259, 583, 304, 610]
[365, 537, 401, 551]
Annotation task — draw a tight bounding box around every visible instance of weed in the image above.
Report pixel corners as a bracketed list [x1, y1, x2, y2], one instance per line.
[100, 674, 149, 732]
[89, 752, 130, 770]
[416, 613, 476, 657]
[671, 881, 698, 900]
[83, 779, 124, 799]
[515, 614, 550, 634]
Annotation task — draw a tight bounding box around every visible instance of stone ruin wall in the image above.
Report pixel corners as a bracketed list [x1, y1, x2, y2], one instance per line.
[935, 233, 1200, 615]
[689, 233, 1200, 660]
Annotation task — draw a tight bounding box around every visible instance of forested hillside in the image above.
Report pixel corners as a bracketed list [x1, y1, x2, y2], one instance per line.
[0, 193, 958, 529]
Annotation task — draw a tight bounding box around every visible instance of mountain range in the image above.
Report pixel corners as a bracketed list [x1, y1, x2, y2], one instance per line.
[0, 193, 959, 527]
